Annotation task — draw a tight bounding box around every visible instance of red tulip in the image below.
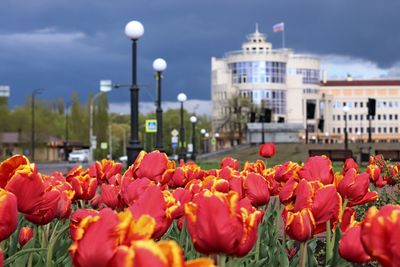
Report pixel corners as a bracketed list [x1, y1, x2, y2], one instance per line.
[337, 169, 378, 207]
[170, 188, 192, 219]
[342, 158, 359, 175]
[69, 208, 156, 267]
[184, 190, 263, 256]
[19, 227, 33, 247]
[259, 143, 276, 158]
[67, 166, 98, 201]
[0, 248, 3, 267]
[360, 205, 400, 267]
[242, 160, 266, 175]
[128, 185, 172, 239]
[282, 179, 341, 241]
[243, 173, 270, 207]
[134, 151, 173, 184]
[0, 154, 30, 188]
[121, 177, 154, 206]
[278, 177, 298, 205]
[298, 156, 334, 184]
[282, 208, 315, 242]
[0, 188, 18, 241]
[366, 164, 386, 187]
[339, 225, 371, 264]
[5, 164, 45, 214]
[220, 157, 239, 170]
[98, 184, 121, 210]
[340, 207, 356, 232]
[274, 161, 301, 183]
[89, 159, 122, 184]
[24, 189, 60, 225]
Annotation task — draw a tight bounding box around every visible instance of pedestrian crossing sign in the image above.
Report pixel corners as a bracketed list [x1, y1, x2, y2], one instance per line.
[145, 119, 157, 133]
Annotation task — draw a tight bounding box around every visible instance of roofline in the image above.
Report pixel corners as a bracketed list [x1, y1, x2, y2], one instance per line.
[321, 80, 400, 87]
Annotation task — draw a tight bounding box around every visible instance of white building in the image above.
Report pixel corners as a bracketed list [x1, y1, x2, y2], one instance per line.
[211, 26, 400, 146]
[211, 26, 320, 145]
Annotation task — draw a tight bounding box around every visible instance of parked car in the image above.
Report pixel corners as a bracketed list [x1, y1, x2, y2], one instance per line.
[68, 149, 89, 163]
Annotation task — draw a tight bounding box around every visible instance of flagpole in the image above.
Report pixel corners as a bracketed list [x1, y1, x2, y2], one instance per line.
[282, 28, 285, 49]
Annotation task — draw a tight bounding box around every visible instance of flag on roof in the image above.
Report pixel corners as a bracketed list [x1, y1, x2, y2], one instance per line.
[273, 22, 284, 32]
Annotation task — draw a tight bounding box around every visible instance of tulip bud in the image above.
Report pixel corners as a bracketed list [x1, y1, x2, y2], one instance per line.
[259, 143, 276, 158]
[19, 227, 33, 247]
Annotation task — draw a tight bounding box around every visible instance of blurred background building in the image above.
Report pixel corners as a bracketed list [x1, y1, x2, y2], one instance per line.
[211, 27, 400, 147]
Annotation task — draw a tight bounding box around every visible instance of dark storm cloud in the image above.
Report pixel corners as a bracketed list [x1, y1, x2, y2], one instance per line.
[1, 0, 400, 106]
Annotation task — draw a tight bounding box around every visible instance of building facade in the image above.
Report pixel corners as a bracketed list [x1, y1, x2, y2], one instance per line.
[320, 79, 400, 143]
[211, 27, 400, 146]
[211, 27, 320, 146]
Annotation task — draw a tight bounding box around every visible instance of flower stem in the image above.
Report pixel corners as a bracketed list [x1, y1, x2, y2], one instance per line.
[325, 220, 332, 264]
[218, 254, 227, 267]
[299, 241, 307, 267]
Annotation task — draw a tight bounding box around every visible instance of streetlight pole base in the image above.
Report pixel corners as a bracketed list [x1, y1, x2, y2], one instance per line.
[127, 142, 143, 166]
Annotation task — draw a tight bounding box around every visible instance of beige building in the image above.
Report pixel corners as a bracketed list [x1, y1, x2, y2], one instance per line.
[320, 79, 400, 143]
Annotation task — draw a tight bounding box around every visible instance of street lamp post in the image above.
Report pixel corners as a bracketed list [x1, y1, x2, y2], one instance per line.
[31, 88, 43, 162]
[64, 101, 71, 161]
[200, 128, 206, 154]
[177, 93, 187, 161]
[190, 116, 197, 161]
[125, 20, 144, 166]
[343, 105, 350, 150]
[205, 132, 210, 153]
[153, 58, 167, 151]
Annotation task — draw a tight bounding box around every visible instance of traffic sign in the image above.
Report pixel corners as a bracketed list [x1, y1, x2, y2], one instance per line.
[171, 136, 178, 144]
[211, 137, 217, 145]
[171, 129, 179, 137]
[187, 144, 193, 153]
[145, 120, 157, 133]
[172, 143, 178, 149]
[100, 142, 108, 149]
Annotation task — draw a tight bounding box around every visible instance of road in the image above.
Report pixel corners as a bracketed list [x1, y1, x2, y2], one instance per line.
[36, 162, 90, 175]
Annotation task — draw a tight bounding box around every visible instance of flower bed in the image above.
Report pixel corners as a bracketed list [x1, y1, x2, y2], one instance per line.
[0, 145, 399, 267]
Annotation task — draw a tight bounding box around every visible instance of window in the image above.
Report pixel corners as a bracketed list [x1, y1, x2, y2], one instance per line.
[333, 128, 336, 133]
[355, 115, 358, 120]
[389, 101, 393, 108]
[378, 114, 381, 120]
[332, 115, 335, 121]
[384, 127, 387, 133]
[390, 127, 393, 133]
[360, 115, 364, 120]
[383, 115, 387, 120]
[361, 127, 364, 133]
[390, 114, 393, 120]
[354, 102, 358, 108]
[372, 128, 375, 133]
[395, 114, 399, 120]
[349, 115, 352, 120]
[378, 127, 381, 133]
[355, 127, 358, 133]
[349, 128, 352, 133]
[396, 127, 399, 133]
[337, 128, 341, 134]
[337, 115, 340, 120]
[360, 102, 364, 108]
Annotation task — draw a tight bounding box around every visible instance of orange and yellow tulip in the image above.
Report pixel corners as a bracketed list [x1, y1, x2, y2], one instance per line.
[360, 205, 400, 267]
[185, 190, 263, 256]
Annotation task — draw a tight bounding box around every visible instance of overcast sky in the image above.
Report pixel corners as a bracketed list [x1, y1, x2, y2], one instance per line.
[1, 0, 400, 109]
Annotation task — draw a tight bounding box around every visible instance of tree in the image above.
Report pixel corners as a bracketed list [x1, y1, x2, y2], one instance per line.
[70, 93, 88, 143]
[217, 94, 253, 146]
